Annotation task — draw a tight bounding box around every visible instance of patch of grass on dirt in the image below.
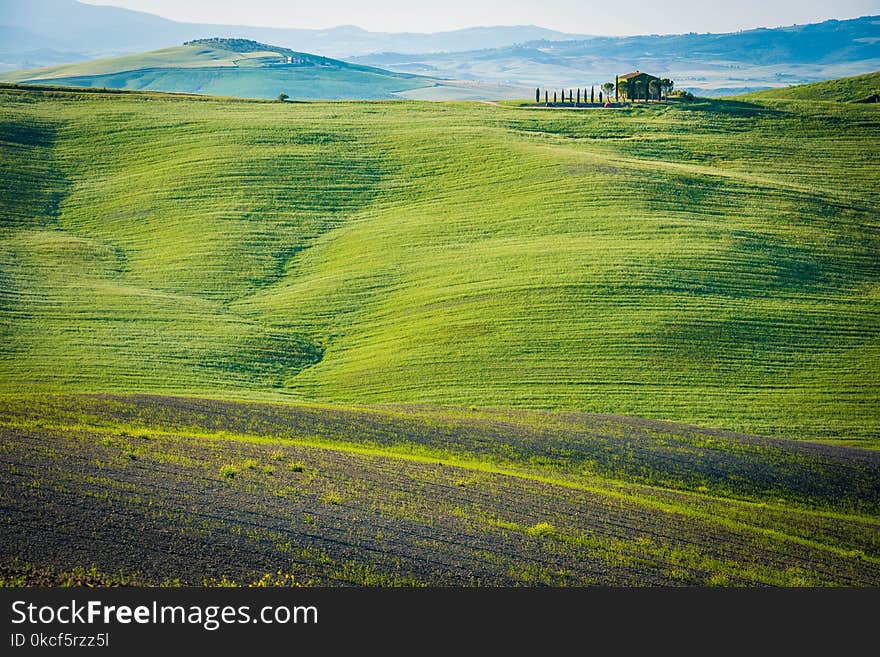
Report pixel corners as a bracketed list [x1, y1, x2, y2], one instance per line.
[525, 522, 556, 539]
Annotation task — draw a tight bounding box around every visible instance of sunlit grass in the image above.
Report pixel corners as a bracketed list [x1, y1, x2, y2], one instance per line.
[0, 85, 878, 440]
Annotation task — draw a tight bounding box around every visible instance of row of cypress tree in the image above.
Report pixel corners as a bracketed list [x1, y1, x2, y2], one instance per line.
[535, 84, 614, 105]
[535, 76, 675, 104]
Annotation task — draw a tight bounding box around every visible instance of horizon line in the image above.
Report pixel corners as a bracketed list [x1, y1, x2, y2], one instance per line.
[74, 2, 877, 40]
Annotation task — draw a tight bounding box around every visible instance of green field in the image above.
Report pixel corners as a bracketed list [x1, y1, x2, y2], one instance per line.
[2, 82, 878, 441]
[2, 76, 880, 586]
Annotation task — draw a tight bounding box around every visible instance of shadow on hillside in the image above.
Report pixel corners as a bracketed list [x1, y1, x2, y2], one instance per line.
[0, 115, 72, 227]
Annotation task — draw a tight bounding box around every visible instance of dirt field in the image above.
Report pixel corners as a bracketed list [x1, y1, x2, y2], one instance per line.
[1, 395, 878, 586]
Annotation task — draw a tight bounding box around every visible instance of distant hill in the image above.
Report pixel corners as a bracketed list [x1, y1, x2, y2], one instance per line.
[0, 0, 589, 70]
[3, 1, 879, 94]
[354, 16, 880, 93]
[743, 70, 880, 102]
[0, 38, 528, 100]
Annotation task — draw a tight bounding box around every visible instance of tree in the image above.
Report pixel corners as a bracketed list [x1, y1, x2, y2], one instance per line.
[615, 75, 619, 101]
[648, 79, 659, 101]
[590, 86, 595, 103]
[599, 91, 603, 103]
[577, 88, 581, 104]
[545, 90, 549, 104]
[602, 82, 614, 99]
[553, 91, 557, 103]
[660, 78, 674, 100]
[536, 87, 540, 103]
[277, 93, 289, 102]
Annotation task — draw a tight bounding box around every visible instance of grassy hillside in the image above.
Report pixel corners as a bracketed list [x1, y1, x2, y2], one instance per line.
[0, 39, 438, 100]
[744, 71, 880, 102]
[1, 85, 878, 440]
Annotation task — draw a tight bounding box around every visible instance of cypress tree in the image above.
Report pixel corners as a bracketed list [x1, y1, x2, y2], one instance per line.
[553, 91, 557, 103]
[599, 91, 603, 103]
[577, 88, 581, 104]
[536, 87, 540, 103]
[615, 75, 619, 101]
[591, 86, 595, 103]
[545, 90, 548, 104]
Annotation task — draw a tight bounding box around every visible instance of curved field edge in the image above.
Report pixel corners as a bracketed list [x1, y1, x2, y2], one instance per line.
[1, 394, 878, 586]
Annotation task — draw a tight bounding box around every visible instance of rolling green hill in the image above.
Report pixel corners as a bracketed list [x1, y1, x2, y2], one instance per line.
[1, 84, 878, 441]
[0, 38, 457, 100]
[743, 71, 880, 102]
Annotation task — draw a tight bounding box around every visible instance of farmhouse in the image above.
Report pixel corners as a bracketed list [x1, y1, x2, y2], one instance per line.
[617, 71, 661, 101]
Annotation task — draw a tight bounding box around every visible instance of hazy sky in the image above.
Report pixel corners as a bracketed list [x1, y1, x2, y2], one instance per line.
[81, 0, 880, 34]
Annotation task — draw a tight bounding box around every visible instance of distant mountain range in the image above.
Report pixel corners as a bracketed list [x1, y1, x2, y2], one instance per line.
[354, 16, 880, 94]
[1, 1, 878, 95]
[0, 0, 589, 71]
[0, 38, 530, 100]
